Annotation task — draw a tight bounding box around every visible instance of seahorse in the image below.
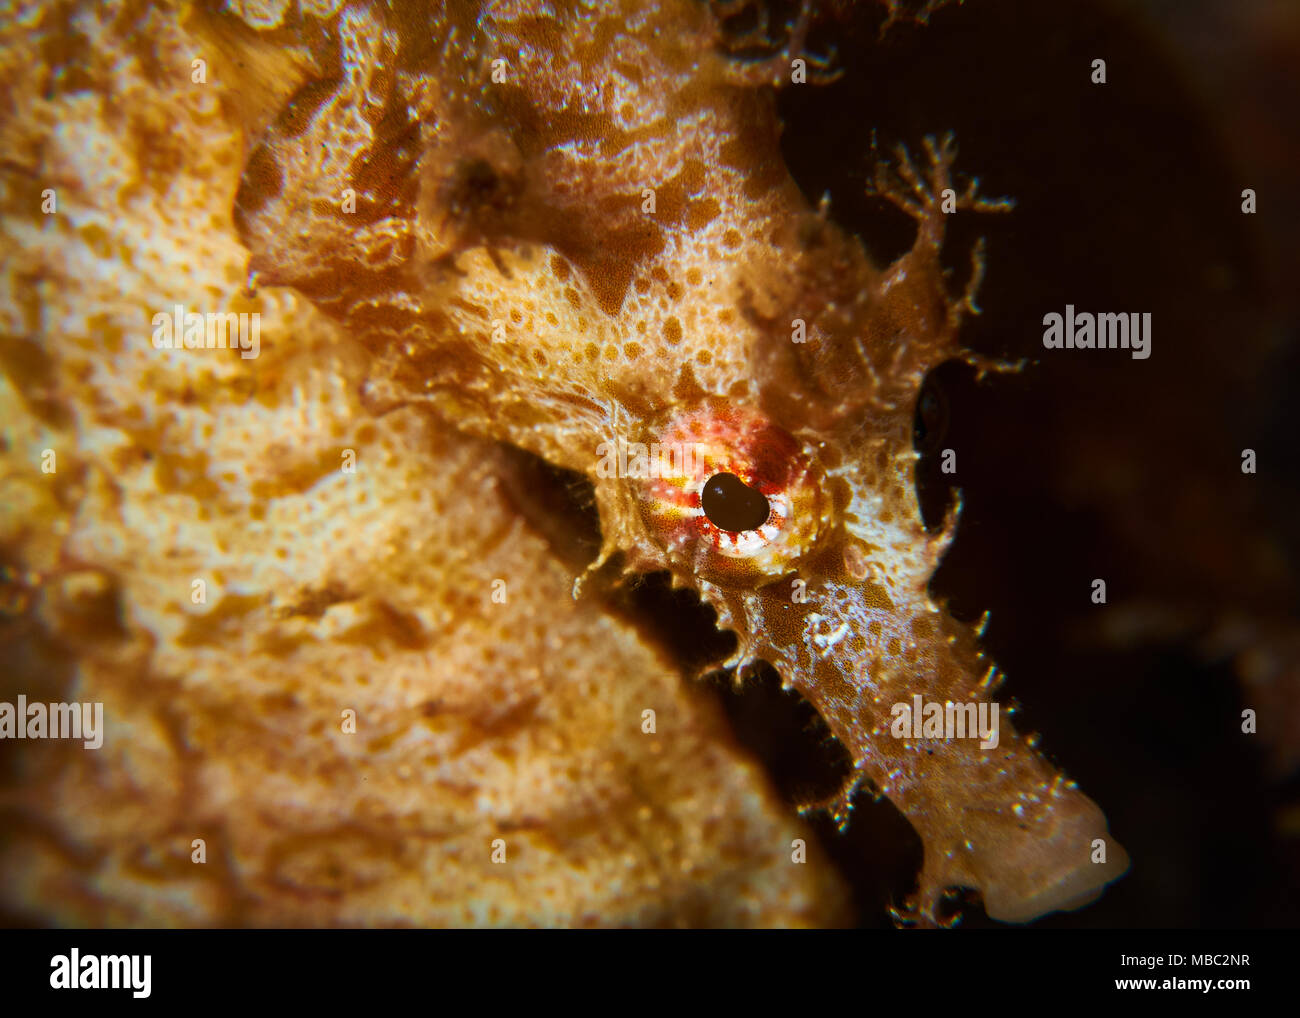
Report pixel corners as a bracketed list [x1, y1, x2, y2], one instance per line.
[227, 0, 1129, 924]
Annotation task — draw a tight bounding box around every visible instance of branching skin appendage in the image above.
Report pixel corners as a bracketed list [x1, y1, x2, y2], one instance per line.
[230, 0, 1129, 925]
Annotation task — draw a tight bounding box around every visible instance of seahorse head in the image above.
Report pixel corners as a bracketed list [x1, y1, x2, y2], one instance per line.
[228, 0, 1130, 926]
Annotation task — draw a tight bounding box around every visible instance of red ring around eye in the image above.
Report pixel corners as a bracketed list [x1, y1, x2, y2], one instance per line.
[639, 404, 828, 584]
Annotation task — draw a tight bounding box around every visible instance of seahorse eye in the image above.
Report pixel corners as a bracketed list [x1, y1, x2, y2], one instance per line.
[640, 405, 830, 585]
[701, 472, 770, 532]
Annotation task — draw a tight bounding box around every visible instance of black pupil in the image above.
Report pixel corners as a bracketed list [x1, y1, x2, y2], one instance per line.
[701, 473, 770, 533]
